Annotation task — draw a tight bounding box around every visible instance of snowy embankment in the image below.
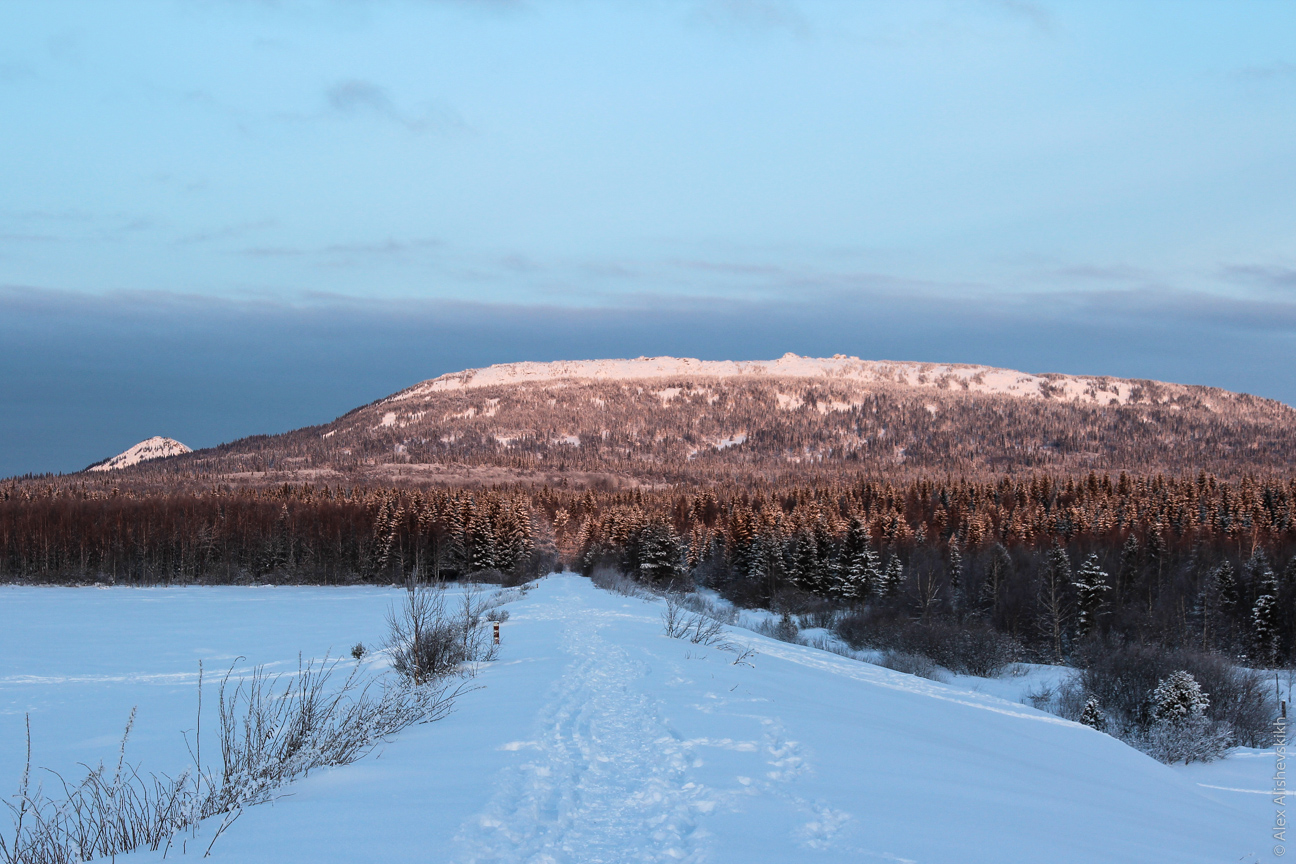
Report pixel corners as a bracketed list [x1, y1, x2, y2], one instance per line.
[0, 577, 1269, 862]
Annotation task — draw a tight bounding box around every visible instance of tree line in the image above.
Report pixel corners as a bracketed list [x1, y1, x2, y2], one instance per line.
[4, 471, 1296, 665]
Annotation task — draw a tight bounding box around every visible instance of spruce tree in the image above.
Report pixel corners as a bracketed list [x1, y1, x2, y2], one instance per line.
[1117, 534, 1140, 599]
[790, 531, 818, 593]
[468, 503, 498, 573]
[638, 519, 681, 583]
[1080, 697, 1105, 730]
[1252, 558, 1281, 667]
[839, 518, 870, 601]
[1151, 671, 1209, 723]
[1252, 593, 1280, 666]
[1072, 553, 1111, 640]
[979, 543, 1012, 621]
[1037, 542, 1073, 662]
[882, 555, 903, 597]
[947, 537, 963, 609]
[813, 519, 837, 596]
[862, 547, 883, 598]
[1214, 561, 1240, 613]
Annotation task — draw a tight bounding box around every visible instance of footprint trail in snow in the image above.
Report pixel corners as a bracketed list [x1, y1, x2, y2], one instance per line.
[452, 592, 823, 863]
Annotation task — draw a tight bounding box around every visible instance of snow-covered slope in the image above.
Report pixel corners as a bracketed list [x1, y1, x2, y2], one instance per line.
[87, 436, 192, 472]
[117, 353, 1296, 480]
[393, 353, 1197, 407]
[0, 577, 1263, 863]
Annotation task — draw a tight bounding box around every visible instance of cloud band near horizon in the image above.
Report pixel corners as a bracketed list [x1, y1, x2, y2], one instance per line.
[2, 284, 1293, 478]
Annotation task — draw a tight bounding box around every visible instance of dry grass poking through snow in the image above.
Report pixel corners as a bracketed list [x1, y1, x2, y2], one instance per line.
[0, 584, 500, 864]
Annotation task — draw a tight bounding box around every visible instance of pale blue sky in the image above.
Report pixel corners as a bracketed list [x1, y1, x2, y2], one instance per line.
[3, 1, 1296, 474]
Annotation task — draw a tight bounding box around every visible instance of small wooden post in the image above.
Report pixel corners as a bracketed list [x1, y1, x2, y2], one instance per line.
[493, 622, 500, 645]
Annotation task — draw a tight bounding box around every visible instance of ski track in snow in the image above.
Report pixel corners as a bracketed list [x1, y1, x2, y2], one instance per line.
[453, 595, 851, 863]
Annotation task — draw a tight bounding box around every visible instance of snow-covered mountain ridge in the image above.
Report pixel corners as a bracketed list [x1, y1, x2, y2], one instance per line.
[87, 436, 191, 472]
[85, 355, 1296, 482]
[392, 353, 1206, 407]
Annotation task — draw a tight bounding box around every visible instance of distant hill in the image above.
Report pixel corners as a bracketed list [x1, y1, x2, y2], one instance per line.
[86, 436, 192, 472]
[95, 355, 1296, 485]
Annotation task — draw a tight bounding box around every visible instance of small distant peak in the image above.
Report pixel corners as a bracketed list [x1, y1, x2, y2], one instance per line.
[87, 436, 192, 472]
[781, 352, 800, 360]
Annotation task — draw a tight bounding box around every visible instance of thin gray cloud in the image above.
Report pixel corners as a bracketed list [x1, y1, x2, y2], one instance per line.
[673, 258, 790, 277]
[1049, 264, 1148, 282]
[1236, 62, 1296, 80]
[992, 0, 1055, 35]
[324, 238, 442, 256]
[1220, 263, 1296, 290]
[689, 1, 813, 39]
[325, 78, 465, 134]
[0, 62, 35, 82]
[238, 237, 442, 261]
[4, 282, 1296, 476]
[174, 219, 278, 246]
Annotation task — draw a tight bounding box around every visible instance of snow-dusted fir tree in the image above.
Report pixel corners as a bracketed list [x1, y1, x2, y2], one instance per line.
[1117, 533, 1140, 597]
[468, 506, 498, 573]
[637, 519, 681, 583]
[1213, 561, 1240, 613]
[1245, 548, 1276, 587]
[1252, 561, 1281, 667]
[813, 518, 837, 596]
[1151, 671, 1209, 723]
[1072, 553, 1111, 640]
[978, 543, 1012, 620]
[789, 531, 818, 593]
[857, 546, 882, 600]
[1079, 697, 1105, 731]
[495, 501, 534, 573]
[1141, 670, 1232, 764]
[1252, 594, 1279, 665]
[946, 537, 963, 611]
[836, 517, 870, 600]
[881, 555, 903, 597]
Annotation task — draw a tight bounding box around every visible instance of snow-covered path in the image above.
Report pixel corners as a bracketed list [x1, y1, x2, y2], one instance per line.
[454, 610, 707, 862]
[0, 576, 1269, 862]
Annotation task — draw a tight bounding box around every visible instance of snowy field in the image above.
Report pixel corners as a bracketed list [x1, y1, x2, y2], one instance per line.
[0, 576, 1278, 862]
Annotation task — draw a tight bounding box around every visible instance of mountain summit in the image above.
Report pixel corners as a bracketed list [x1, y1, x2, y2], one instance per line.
[87, 436, 192, 472]
[98, 356, 1296, 483]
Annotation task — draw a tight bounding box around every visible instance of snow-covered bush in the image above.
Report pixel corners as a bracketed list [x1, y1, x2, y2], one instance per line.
[210, 657, 458, 812]
[1024, 682, 1057, 712]
[589, 565, 653, 599]
[755, 612, 800, 644]
[1123, 671, 1232, 764]
[662, 594, 730, 647]
[676, 592, 737, 624]
[1131, 715, 1234, 765]
[1150, 671, 1209, 722]
[879, 650, 946, 682]
[834, 613, 1020, 678]
[1069, 643, 1273, 747]
[384, 584, 496, 684]
[1045, 648, 1266, 763]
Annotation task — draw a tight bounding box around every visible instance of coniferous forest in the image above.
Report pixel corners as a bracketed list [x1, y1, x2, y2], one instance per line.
[5, 471, 1296, 671]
